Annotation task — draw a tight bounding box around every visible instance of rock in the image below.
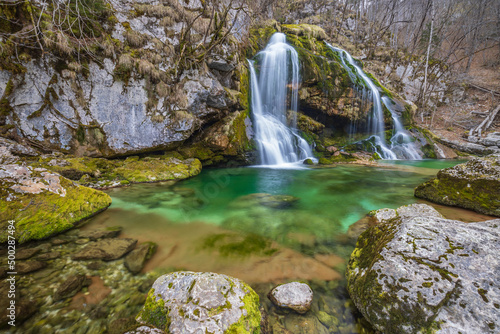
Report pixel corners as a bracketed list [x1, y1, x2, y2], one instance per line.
[0, 164, 112, 244]
[79, 226, 122, 240]
[2, 57, 239, 157]
[125, 326, 165, 334]
[283, 311, 328, 334]
[51, 238, 71, 245]
[326, 146, 338, 153]
[86, 262, 104, 270]
[16, 247, 41, 260]
[268, 282, 313, 314]
[415, 155, 500, 216]
[72, 238, 137, 261]
[207, 58, 235, 72]
[54, 274, 92, 301]
[316, 310, 339, 328]
[303, 158, 314, 165]
[347, 204, 500, 333]
[16, 261, 46, 274]
[124, 242, 158, 274]
[478, 132, 500, 147]
[348, 204, 443, 240]
[0, 137, 39, 157]
[0, 281, 38, 328]
[437, 137, 499, 155]
[37, 251, 60, 260]
[230, 193, 300, 209]
[114, 157, 202, 183]
[137, 271, 261, 333]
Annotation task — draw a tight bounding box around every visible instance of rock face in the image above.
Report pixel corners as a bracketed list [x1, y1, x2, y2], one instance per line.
[415, 155, 500, 217]
[0, 164, 112, 244]
[347, 204, 500, 333]
[72, 238, 137, 261]
[137, 271, 261, 333]
[0, 0, 252, 162]
[268, 282, 313, 314]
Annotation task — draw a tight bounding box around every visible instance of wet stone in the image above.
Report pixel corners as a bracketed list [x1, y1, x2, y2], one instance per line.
[79, 226, 122, 240]
[54, 274, 92, 301]
[37, 251, 60, 261]
[124, 242, 157, 274]
[16, 260, 46, 274]
[268, 282, 313, 314]
[16, 247, 41, 260]
[51, 238, 71, 245]
[72, 238, 137, 261]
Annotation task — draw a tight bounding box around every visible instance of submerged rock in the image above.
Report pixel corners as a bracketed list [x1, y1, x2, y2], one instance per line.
[136, 271, 261, 333]
[72, 238, 137, 261]
[415, 154, 500, 216]
[230, 193, 300, 209]
[0, 164, 112, 244]
[268, 282, 313, 314]
[16, 261, 46, 274]
[79, 226, 122, 240]
[124, 242, 158, 274]
[16, 247, 41, 260]
[54, 274, 92, 301]
[347, 204, 500, 333]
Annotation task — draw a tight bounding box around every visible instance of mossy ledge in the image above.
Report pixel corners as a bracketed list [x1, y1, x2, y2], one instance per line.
[0, 164, 112, 244]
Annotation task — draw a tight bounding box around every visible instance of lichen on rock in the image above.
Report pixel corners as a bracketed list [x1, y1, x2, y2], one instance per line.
[347, 203, 500, 333]
[136, 271, 261, 334]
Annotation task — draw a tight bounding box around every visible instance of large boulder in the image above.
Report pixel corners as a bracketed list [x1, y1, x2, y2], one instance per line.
[0, 164, 111, 244]
[415, 155, 500, 217]
[136, 271, 261, 334]
[347, 204, 500, 333]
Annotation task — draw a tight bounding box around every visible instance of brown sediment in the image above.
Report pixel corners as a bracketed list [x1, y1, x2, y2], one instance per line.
[82, 208, 343, 284]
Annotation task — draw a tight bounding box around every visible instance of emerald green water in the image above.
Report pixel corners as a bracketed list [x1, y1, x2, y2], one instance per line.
[77, 160, 468, 333]
[106, 160, 462, 246]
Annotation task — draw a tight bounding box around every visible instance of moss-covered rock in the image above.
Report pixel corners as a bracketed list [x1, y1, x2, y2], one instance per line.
[114, 156, 201, 183]
[136, 271, 261, 333]
[30, 154, 202, 188]
[0, 164, 111, 244]
[347, 203, 500, 333]
[414, 155, 500, 217]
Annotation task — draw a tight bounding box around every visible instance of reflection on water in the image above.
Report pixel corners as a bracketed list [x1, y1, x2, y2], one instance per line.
[80, 161, 469, 334]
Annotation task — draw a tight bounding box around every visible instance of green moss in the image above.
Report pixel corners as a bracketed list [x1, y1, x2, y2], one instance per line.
[114, 156, 202, 183]
[0, 171, 112, 244]
[202, 233, 278, 258]
[225, 283, 261, 334]
[346, 218, 449, 333]
[414, 159, 500, 217]
[137, 289, 169, 330]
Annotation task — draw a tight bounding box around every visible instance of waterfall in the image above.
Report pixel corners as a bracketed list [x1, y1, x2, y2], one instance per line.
[326, 44, 422, 160]
[248, 33, 314, 166]
[382, 97, 422, 160]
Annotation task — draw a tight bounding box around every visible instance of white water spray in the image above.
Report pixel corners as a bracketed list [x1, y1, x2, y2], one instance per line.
[249, 33, 314, 166]
[327, 43, 421, 160]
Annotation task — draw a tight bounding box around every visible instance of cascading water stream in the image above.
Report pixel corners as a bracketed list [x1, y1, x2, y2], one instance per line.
[382, 97, 422, 160]
[326, 43, 421, 160]
[248, 33, 314, 166]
